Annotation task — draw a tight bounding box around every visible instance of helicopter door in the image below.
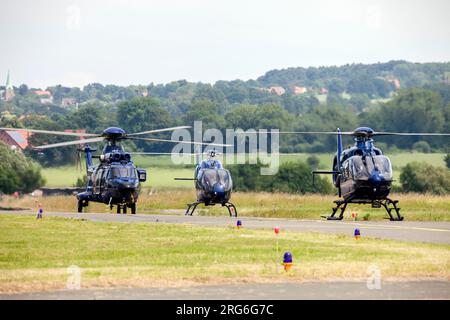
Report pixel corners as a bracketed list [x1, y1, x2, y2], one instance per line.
[100, 169, 108, 193]
[94, 168, 103, 194]
[342, 161, 351, 181]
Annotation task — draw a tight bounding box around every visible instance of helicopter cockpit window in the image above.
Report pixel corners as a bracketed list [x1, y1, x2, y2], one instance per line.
[372, 155, 393, 180]
[350, 155, 393, 181]
[110, 167, 136, 179]
[218, 169, 231, 187]
[201, 169, 232, 189]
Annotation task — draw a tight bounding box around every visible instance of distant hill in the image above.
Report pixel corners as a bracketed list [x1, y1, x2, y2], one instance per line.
[256, 60, 450, 98]
[1, 60, 449, 117]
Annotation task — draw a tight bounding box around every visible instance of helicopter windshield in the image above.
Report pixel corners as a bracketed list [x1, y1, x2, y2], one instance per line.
[350, 155, 393, 181]
[111, 166, 136, 179]
[200, 169, 232, 190]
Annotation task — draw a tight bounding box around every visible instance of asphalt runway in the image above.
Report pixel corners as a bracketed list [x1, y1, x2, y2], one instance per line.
[1, 210, 450, 244]
[2, 281, 449, 300]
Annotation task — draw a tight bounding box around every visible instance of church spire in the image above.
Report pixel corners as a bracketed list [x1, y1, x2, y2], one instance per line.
[4, 70, 15, 101]
[6, 70, 12, 89]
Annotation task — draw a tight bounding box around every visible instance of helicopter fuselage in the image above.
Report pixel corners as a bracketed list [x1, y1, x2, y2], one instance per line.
[76, 145, 146, 213]
[194, 160, 233, 205]
[313, 128, 403, 221]
[334, 143, 393, 201]
[180, 156, 237, 217]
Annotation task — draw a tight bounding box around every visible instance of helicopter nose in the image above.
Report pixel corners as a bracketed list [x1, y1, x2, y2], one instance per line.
[115, 178, 137, 190]
[213, 184, 225, 197]
[368, 169, 383, 183]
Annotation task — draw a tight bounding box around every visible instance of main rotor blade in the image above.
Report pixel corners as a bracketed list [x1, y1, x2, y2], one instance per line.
[127, 126, 192, 136]
[235, 130, 450, 136]
[132, 152, 303, 156]
[0, 127, 99, 137]
[130, 152, 200, 155]
[234, 131, 354, 135]
[373, 132, 450, 136]
[127, 136, 232, 147]
[33, 137, 104, 149]
[277, 131, 355, 135]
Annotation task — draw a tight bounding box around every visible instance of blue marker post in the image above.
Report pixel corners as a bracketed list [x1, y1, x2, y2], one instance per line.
[354, 228, 361, 240]
[283, 251, 293, 271]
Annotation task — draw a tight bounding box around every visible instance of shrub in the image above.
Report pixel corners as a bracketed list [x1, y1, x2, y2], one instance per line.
[445, 154, 450, 170]
[400, 162, 450, 194]
[74, 175, 88, 188]
[228, 160, 333, 194]
[0, 141, 45, 194]
[412, 141, 431, 153]
[306, 155, 320, 169]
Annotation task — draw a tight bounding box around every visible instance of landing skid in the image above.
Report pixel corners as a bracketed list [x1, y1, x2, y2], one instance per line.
[322, 197, 404, 221]
[114, 203, 136, 214]
[185, 201, 238, 217]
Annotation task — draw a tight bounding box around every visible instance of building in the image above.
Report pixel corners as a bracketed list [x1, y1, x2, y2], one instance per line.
[388, 78, 401, 90]
[268, 86, 286, 95]
[0, 129, 31, 150]
[61, 97, 77, 107]
[0, 128, 87, 151]
[293, 86, 308, 95]
[64, 129, 87, 139]
[33, 90, 54, 104]
[4, 70, 15, 101]
[33, 90, 52, 96]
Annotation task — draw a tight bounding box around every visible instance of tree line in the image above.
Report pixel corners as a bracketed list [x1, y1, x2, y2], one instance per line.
[1, 84, 448, 167]
[0, 61, 448, 195]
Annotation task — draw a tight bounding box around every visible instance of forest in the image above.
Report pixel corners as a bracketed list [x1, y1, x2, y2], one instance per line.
[0, 60, 449, 195]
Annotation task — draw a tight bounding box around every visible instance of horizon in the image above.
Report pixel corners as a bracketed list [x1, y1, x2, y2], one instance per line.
[1, 0, 450, 89]
[3, 59, 449, 90]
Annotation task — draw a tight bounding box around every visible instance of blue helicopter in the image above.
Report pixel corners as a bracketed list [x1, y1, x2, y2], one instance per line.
[186, 150, 237, 217]
[285, 127, 450, 221]
[176, 149, 236, 217]
[137, 148, 237, 216]
[2, 126, 227, 214]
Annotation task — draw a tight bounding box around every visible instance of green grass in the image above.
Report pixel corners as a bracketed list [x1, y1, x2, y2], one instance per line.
[388, 152, 447, 169]
[143, 168, 194, 189]
[0, 214, 448, 293]
[41, 153, 447, 189]
[41, 165, 195, 189]
[41, 166, 86, 188]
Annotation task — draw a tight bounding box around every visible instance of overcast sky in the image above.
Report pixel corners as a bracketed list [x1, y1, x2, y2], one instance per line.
[1, 0, 449, 88]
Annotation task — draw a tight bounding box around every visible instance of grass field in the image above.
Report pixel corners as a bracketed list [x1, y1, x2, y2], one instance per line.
[41, 152, 447, 189]
[0, 214, 448, 293]
[1, 192, 449, 221]
[42, 166, 195, 189]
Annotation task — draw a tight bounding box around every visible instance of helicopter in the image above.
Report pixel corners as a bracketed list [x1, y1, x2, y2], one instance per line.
[174, 149, 236, 216]
[133, 148, 237, 216]
[131, 147, 238, 216]
[283, 127, 450, 221]
[1, 126, 228, 214]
